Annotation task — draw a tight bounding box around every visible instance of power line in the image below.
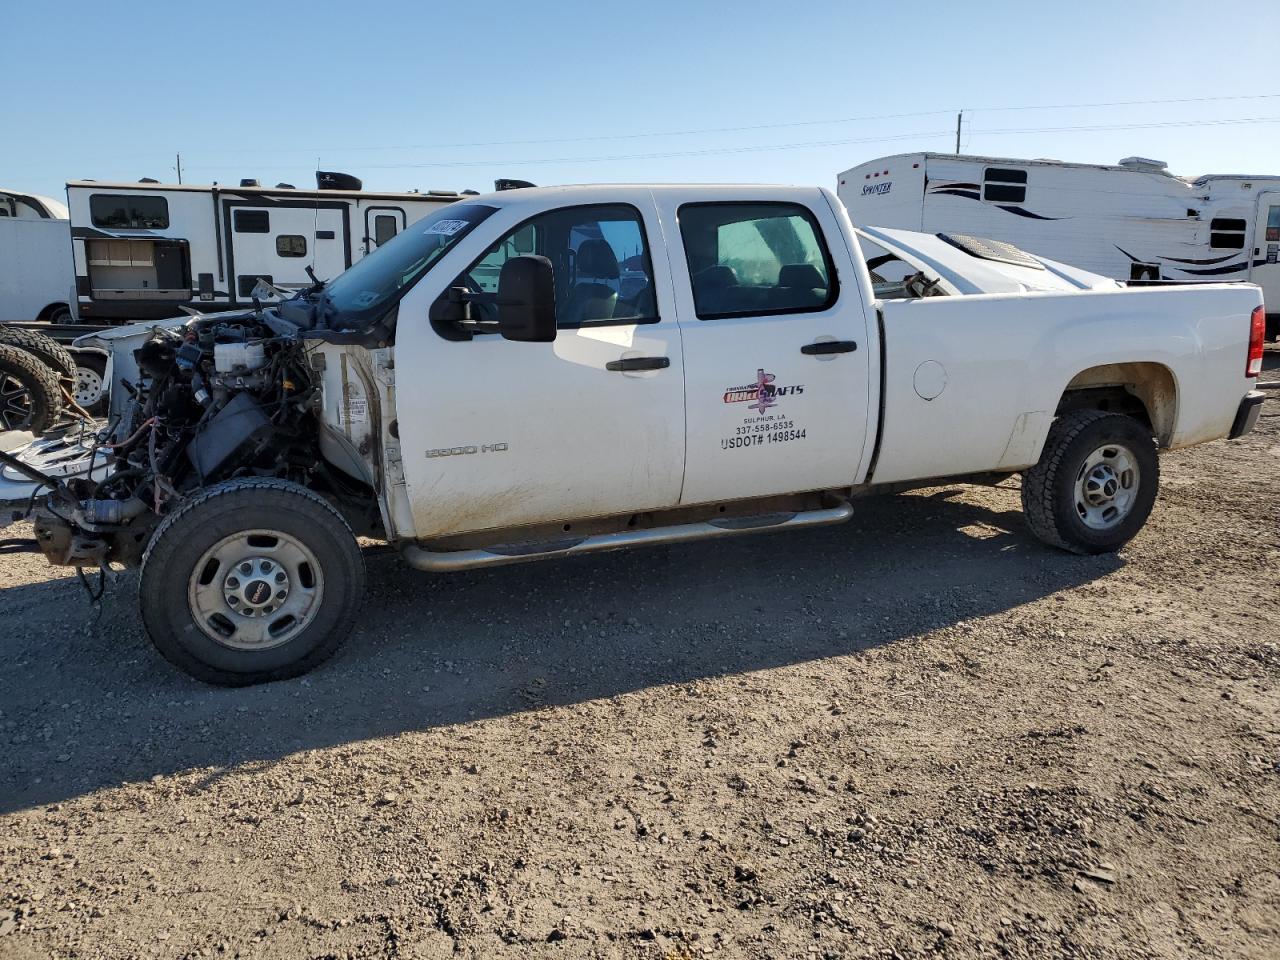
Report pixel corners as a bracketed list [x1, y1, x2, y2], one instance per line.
[182, 114, 1280, 172]
[185, 92, 1280, 157]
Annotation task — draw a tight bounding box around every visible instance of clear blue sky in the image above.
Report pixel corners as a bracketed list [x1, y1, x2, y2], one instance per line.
[5, 0, 1280, 200]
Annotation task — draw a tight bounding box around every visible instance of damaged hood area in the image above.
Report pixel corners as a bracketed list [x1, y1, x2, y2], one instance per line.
[855, 226, 1122, 296]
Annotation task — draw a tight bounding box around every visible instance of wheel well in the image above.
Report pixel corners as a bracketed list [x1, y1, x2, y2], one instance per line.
[35, 302, 70, 323]
[1058, 362, 1177, 447]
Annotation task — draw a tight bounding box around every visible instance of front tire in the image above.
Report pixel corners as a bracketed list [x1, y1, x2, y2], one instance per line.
[1021, 410, 1159, 554]
[140, 478, 365, 686]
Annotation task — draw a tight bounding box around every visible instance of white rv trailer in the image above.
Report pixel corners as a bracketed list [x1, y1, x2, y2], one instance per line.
[0, 188, 74, 323]
[65, 174, 467, 322]
[838, 153, 1280, 338]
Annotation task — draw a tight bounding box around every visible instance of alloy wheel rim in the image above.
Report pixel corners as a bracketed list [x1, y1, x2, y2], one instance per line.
[0, 373, 33, 430]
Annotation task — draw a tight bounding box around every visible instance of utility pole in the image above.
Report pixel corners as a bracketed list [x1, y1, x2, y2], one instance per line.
[955, 111, 963, 154]
[176, 153, 183, 184]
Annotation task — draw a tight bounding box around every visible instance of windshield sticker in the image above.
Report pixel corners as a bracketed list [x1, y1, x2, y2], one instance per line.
[424, 219, 470, 237]
[720, 369, 807, 450]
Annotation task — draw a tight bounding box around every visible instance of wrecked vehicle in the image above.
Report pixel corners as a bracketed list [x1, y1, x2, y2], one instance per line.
[1, 185, 1267, 685]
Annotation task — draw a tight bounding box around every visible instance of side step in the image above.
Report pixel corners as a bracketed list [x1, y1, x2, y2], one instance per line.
[401, 498, 853, 573]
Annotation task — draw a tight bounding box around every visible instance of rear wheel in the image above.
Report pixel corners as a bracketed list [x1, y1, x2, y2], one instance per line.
[0, 344, 62, 433]
[1021, 410, 1159, 554]
[140, 478, 365, 686]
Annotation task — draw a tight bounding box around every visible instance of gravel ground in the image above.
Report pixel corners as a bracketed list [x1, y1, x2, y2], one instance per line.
[1, 359, 1277, 959]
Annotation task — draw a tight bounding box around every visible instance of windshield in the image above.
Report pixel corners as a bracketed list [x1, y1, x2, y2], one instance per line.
[322, 202, 498, 325]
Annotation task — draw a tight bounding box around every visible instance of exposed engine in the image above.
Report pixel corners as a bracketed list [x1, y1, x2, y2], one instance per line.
[33, 311, 325, 567]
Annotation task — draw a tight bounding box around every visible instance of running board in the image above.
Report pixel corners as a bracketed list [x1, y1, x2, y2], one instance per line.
[401, 498, 854, 573]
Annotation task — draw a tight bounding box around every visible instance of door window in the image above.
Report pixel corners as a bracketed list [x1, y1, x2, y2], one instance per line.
[678, 202, 837, 319]
[1266, 207, 1280, 243]
[454, 203, 657, 328]
[233, 210, 270, 233]
[276, 235, 307, 257]
[373, 214, 399, 246]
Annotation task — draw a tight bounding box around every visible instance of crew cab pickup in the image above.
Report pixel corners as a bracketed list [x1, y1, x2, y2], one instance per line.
[8, 185, 1268, 685]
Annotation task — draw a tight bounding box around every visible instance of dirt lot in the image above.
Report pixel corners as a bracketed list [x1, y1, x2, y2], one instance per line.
[1, 361, 1278, 960]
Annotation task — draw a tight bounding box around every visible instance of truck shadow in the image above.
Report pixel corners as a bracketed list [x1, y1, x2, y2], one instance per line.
[0, 486, 1121, 813]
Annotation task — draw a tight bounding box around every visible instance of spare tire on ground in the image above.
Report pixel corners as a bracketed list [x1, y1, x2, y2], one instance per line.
[0, 343, 63, 433]
[0, 326, 76, 380]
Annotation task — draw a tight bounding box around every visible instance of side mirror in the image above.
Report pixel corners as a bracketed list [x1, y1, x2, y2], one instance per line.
[497, 255, 557, 342]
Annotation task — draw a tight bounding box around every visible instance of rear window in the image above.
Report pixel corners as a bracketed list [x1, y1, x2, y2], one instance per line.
[90, 194, 169, 229]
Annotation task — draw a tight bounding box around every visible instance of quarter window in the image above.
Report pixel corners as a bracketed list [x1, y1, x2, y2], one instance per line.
[982, 168, 1028, 204]
[454, 204, 658, 328]
[276, 235, 307, 257]
[234, 210, 270, 233]
[90, 194, 169, 229]
[679, 202, 836, 319]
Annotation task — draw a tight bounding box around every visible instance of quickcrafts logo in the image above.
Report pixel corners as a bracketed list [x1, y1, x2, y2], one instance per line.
[723, 369, 804, 414]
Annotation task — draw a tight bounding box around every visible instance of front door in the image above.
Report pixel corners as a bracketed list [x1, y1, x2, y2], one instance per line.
[657, 192, 874, 506]
[394, 196, 687, 539]
[225, 202, 348, 302]
[1250, 192, 1280, 312]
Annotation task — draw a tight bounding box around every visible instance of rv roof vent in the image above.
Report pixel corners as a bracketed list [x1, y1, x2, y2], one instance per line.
[317, 171, 363, 191]
[461, 189, 480, 196]
[240, 178, 261, 187]
[495, 178, 537, 191]
[275, 183, 296, 189]
[139, 177, 159, 183]
[1118, 157, 1169, 174]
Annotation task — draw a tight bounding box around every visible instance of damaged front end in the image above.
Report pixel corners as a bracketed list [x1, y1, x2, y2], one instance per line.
[12, 309, 330, 569]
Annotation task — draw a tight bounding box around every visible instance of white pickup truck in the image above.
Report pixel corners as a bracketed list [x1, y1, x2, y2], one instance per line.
[6, 185, 1267, 685]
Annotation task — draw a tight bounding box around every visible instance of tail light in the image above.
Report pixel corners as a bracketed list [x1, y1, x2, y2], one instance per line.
[1248, 305, 1265, 378]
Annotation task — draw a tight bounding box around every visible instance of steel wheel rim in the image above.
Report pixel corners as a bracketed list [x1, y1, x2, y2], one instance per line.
[74, 366, 104, 407]
[0, 372, 33, 430]
[1074, 443, 1140, 530]
[188, 529, 325, 650]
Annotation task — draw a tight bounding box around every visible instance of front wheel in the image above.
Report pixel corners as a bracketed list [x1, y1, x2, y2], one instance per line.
[140, 478, 365, 685]
[1021, 410, 1159, 554]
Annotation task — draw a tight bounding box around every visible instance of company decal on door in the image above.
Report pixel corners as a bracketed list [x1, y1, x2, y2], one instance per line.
[720, 369, 808, 450]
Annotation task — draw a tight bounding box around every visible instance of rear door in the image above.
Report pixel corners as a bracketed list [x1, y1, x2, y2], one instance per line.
[1250, 192, 1280, 311]
[225, 201, 348, 302]
[656, 190, 874, 506]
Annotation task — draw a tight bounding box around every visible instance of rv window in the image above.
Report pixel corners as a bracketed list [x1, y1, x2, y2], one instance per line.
[982, 168, 1027, 204]
[276, 235, 307, 258]
[234, 210, 270, 233]
[679, 202, 837, 320]
[90, 194, 169, 229]
[374, 214, 398, 246]
[238, 275, 273, 297]
[1266, 207, 1280, 243]
[1209, 217, 1247, 249]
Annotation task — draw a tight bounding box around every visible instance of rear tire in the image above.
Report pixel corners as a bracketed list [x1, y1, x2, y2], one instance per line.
[140, 478, 365, 686]
[0, 344, 62, 433]
[1021, 410, 1158, 554]
[0, 326, 76, 380]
